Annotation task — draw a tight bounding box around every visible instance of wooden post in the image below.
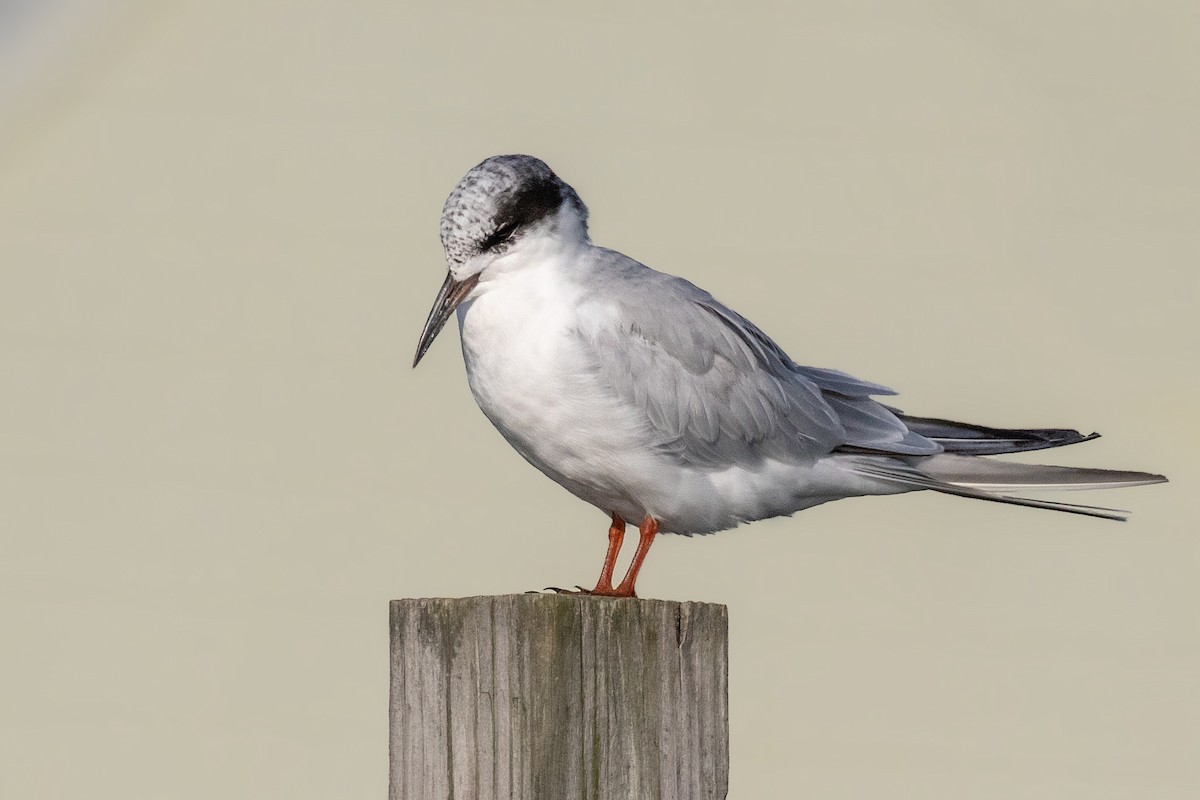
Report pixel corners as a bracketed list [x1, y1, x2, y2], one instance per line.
[389, 594, 729, 800]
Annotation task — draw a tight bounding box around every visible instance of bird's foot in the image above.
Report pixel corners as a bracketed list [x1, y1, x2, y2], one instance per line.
[538, 584, 637, 598]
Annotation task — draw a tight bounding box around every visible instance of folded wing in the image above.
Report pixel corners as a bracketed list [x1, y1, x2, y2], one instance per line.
[574, 250, 939, 468]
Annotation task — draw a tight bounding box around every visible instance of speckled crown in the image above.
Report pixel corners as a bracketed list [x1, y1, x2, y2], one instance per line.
[440, 155, 588, 270]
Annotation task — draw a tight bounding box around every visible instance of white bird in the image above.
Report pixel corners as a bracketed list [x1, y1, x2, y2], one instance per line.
[413, 155, 1166, 597]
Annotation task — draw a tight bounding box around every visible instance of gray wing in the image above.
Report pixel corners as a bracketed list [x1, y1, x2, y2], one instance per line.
[575, 249, 939, 468]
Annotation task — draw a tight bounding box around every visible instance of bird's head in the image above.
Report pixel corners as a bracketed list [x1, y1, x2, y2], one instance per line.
[413, 154, 588, 367]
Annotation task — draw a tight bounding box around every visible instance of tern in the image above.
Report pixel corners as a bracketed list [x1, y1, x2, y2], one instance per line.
[413, 155, 1166, 598]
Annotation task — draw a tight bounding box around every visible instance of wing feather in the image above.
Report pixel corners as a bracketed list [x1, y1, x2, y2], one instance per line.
[573, 250, 938, 468]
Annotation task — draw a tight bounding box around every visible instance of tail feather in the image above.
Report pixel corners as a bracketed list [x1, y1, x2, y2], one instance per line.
[847, 453, 1167, 522]
[892, 413, 1100, 455]
[917, 453, 1167, 492]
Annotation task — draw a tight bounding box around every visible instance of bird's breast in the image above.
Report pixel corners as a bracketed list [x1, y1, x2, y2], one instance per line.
[456, 267, 582, 414]
[454, 267, 650, 498]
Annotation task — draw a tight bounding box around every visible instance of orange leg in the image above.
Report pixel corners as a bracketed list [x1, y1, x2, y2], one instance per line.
[546, 514, 659, 598]
[590, 513, 626, 594]
[611, 516, 659, 598]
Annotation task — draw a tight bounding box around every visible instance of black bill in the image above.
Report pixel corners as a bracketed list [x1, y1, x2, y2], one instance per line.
[413, 272, 481, 367]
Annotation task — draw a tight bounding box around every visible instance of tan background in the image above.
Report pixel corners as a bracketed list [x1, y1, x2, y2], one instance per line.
[1, 1, 1197, 797]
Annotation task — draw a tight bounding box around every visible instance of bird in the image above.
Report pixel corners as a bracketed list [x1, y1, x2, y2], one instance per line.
[412, 154, 1166, 598]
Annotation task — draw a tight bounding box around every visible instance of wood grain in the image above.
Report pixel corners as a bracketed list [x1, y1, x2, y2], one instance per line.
[389, 594, 729, 800]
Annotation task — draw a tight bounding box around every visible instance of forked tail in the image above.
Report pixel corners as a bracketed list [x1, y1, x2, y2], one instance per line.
[848, 452, 1167, 521]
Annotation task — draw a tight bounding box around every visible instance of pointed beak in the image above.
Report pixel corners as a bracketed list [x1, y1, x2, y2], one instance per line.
[413, 271, 480, 367]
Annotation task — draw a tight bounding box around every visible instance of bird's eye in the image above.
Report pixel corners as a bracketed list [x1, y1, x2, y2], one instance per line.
[481, 223, 518, 251]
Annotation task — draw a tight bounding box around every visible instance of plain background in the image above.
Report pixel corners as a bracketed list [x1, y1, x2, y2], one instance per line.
[1, 1, 1197, 797]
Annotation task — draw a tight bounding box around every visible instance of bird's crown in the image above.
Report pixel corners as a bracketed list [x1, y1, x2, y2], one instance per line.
[439, 155, 588, 273]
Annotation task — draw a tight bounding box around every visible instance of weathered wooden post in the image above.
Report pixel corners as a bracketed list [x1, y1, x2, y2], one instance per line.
[389, 594, 729, 799]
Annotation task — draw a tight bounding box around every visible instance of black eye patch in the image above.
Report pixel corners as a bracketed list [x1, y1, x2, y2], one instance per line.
[481, 176, 563, 252]
[480, 222, 519, 251]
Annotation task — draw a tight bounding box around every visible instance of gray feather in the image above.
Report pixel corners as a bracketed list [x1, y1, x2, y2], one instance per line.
[845, 453, 1167, 521]
[915, 453, 1167, 492]
[894, 414, 1101, 455]
[574, 248, 940, 468]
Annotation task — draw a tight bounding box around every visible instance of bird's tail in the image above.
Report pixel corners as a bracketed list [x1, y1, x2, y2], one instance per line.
[847, 452, 1167, 521]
